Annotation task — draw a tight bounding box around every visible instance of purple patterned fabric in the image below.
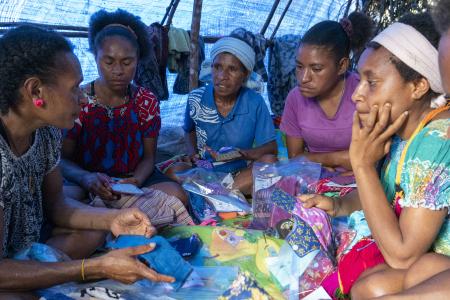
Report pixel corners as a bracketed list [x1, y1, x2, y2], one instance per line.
[293, 202, 334, 257]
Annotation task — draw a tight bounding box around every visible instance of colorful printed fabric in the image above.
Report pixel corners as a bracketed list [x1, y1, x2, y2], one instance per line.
[251, 176, 300, 230]
[162, 225, 285, 299]
[286, 215, 322, 258]
[271, 187, 296, 212]
[65, 84, 161, 177]
[381, 119, 450, 255]
[313, 178, 355, 197]
[293, 202, 334, 259]
[344, 210, 372, 253]
[219, 271, 271, 300]
[270, 188, 334, 260]
[299, 251, 335, 299]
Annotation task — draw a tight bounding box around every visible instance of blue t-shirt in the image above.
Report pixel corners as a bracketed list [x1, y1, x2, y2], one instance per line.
[183, 84, 276, 153]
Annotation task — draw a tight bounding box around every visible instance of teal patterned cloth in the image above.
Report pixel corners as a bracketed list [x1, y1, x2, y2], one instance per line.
[381, 119, 450, 256]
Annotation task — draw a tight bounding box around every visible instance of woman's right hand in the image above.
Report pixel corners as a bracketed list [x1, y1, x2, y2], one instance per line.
[92, 244, 175, 284]
[298, 194, 338, 217]
[183, 153, 199, 164]
[81, 172, 118, 201]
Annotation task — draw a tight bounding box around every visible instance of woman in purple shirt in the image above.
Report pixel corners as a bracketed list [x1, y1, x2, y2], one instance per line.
[280, 12, 373, 171]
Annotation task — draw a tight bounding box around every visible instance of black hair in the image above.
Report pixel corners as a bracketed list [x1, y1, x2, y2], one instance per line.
[88, 9, 150, 60]
[301, 11, 373, 62]
[432, 0, 450, 35]
[368, 13, 440, 99]
[0, 25, 74, 115]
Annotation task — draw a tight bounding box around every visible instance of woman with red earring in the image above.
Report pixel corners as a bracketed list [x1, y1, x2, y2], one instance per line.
[0, 26, 174, 298]
[33, 98, 44, 107]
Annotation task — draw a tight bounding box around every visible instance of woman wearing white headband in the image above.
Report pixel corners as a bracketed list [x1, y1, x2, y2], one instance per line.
[301, 12, 449, 298]
[368, 3, 450, 299]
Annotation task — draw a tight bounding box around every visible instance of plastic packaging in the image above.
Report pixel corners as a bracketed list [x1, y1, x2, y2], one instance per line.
[178, 168, 251, 222]
[251, 158, 322, 230]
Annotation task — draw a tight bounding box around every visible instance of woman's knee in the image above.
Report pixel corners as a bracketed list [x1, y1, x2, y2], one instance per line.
[47, 229, 106, 260]
[404, 253, 450, 289]
[351, 269, 405, 300]
[151, 181, 189, 205]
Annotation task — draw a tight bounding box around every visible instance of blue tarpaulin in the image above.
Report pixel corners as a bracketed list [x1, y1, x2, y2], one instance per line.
[0, 0, 353, 127]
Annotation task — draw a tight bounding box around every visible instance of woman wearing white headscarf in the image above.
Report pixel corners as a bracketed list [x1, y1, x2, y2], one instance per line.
[168, 37, 277, 195]
[300, 12, 450, 298]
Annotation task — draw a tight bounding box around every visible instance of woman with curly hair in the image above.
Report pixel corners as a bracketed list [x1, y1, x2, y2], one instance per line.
[61, 9, 192, 227]
[0, 25, 174, 298]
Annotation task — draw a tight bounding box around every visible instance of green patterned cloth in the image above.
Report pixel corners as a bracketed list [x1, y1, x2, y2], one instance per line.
[162, 225, 285, 299]
[381, 119, 450, 256]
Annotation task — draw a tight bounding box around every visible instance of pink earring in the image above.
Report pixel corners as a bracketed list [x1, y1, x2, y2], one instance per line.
[33, 98, 45, 107]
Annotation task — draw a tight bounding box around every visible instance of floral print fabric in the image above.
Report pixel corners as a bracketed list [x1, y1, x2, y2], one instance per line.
[381, 119, 450, 255]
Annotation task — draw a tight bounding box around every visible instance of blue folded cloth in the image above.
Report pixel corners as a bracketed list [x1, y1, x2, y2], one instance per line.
[106, 235, 193, 290]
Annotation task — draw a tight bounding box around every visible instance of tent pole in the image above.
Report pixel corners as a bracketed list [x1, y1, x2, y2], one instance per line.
[269, 0, 293, 41]
[260, 0, 281, 36]
[166, 0, 181, 27]
[189, 0, 203, 91]
[344, 0, 353, 17]
[161, 0, 176, 25]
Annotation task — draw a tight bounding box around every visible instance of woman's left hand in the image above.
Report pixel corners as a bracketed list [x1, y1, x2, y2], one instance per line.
[110, 208, 156, 238]
[350, 103, 409, 170]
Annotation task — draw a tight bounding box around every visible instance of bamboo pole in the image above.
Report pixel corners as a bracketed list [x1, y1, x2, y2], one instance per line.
[189, 0, 203, 91]
[269, 0, 293, 40]
[161, 0, 176, 25]
[343, 0, 353, 17]
[260, 0, 281, 36]
[166, 0, 181, 27]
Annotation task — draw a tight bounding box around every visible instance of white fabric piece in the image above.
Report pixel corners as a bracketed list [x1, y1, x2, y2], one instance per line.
[372, 22, 444, 94]
[302, 286, 332, 300]
[431, 94, 448, 108]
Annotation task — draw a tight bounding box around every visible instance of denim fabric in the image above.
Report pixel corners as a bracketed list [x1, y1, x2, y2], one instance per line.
[106, 235, 193, 290]
[267, 34, 301, 116]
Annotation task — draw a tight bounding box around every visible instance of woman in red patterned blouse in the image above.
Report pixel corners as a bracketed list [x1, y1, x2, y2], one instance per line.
[60, 9, 190, 226]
